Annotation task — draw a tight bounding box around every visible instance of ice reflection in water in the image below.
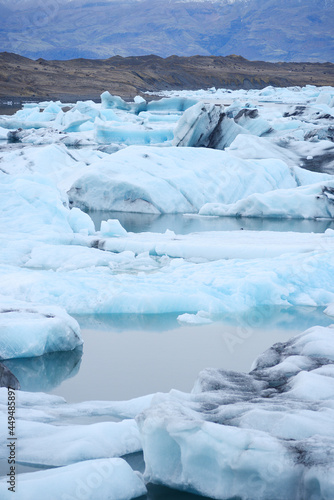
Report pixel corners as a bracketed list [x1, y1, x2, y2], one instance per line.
[46, 306, 332, 403]
[2, 346, 83, 392]
[87, 210, 334, 234]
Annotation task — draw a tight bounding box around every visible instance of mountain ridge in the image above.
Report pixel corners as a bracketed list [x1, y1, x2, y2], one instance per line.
[0, 0, 333, 63]
[0, 52, 333, 100]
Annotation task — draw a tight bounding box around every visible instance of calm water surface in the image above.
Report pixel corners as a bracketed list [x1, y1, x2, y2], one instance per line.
[87, 210, 334, 234]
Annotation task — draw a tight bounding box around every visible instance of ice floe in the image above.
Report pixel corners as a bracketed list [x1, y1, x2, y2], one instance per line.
[199, 180, 334, 219]
[0, 297, 82, 360]
[67, 145, 325, 214]
[0, 458, 146, 500]
[138, 325, 334, 499]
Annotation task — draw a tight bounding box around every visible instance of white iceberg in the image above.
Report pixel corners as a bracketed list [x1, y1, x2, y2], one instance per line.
[0, 297, 82, 359]
[0, 417, 141, 466]
[199, 180, 334, 219]
[2, 243, 334, 315]
[67, 146, 306, 213]
[0, 458, 146, 500]
[0, 388, 155, 422]
[137, 325, 334, 499]
[101, 227, 334, 261]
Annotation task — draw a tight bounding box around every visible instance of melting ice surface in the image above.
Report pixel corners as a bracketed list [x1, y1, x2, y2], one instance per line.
[1, 85, 334, 499]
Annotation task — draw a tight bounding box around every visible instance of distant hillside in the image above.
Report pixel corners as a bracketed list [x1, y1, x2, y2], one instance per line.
[0, 0, 333, 63]
[0, 52, 333, 100]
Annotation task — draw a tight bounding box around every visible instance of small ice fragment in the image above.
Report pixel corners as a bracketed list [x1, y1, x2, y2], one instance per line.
[100, 219, 127, 237]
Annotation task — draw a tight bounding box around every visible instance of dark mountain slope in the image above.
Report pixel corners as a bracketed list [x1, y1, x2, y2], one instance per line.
[0, 52, 333, 100]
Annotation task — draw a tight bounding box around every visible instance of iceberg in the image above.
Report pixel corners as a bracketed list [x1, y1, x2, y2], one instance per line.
[0, 297, 82, 359]
[67, 146, 306, 213]
[199, 180, 334, 219]
[233, 107, 272, 136]
[94, 116, 174, 145]
[137, 325, 334, 499]
[173, 102, 272, 150]
[0, 388, 155, 422]
[0, 417, 141, 466]
[2, 243, 334, 315]
[0, 458, 146, 500]
[172, 101, 251, 149]
[100, 227, 334, 261]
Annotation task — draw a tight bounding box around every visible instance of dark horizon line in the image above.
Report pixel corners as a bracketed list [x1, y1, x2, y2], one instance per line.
[1, 51, 333, 66]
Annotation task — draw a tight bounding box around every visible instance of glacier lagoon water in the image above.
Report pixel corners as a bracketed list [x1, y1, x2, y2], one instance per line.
[47, 305, 332, 404]
[4, 304, 331, 401]
[3, 305, 332, 499]
[87, 210, 334, 235]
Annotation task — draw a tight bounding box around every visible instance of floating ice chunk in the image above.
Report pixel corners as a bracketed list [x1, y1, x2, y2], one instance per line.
[0, 116, 47, 130]
[177, 311, 213, 325]
[0, 458, 146, 500]
[68, 207, 95, 235]
[73, 100, 100, 120]
[138, 325, 334, 498]
[0, 297, 82, 359]
[173, 101, 273, 149]
[138, 399, 301, 500]
[139, 111, 181, 123]
[172, 102, 221, 147]
[100, 219, 127, 237]
[0, 417, 141, 466]
[0, 388, 155, 422]
[134, 95, 146, 103]
[325, 302, 334, 317]
[99, 109, 121, 121]
[101, 229, 334, 261]
[0, 174, 74, 238]
[199, 180, 334, 219]
[101, 91, 131, 111]
[147, 96, 198, 113]
[0, 126, 11, 140]
[94, 117, 173, 145]
[43, 101, 62, 114]
[55, 109, 92, 132]
[227, 134, 299, 166]
[3, 244, 334, 315]
[25, 243, 125, 271]
[67, 146, 300, 214]
[233, 107, 272, 136]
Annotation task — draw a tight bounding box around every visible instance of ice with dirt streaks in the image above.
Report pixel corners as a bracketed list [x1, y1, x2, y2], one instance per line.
[138, 325, 334, 499]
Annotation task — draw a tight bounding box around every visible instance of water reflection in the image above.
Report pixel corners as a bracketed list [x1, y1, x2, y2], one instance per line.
[0, 363, 20, 389]
[74, 312, 180, 332]
[50, 306, 332, 403]
[86, 210, 334, 235]
[2, 346, 83, 392]
[74, 305, 331, 334]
